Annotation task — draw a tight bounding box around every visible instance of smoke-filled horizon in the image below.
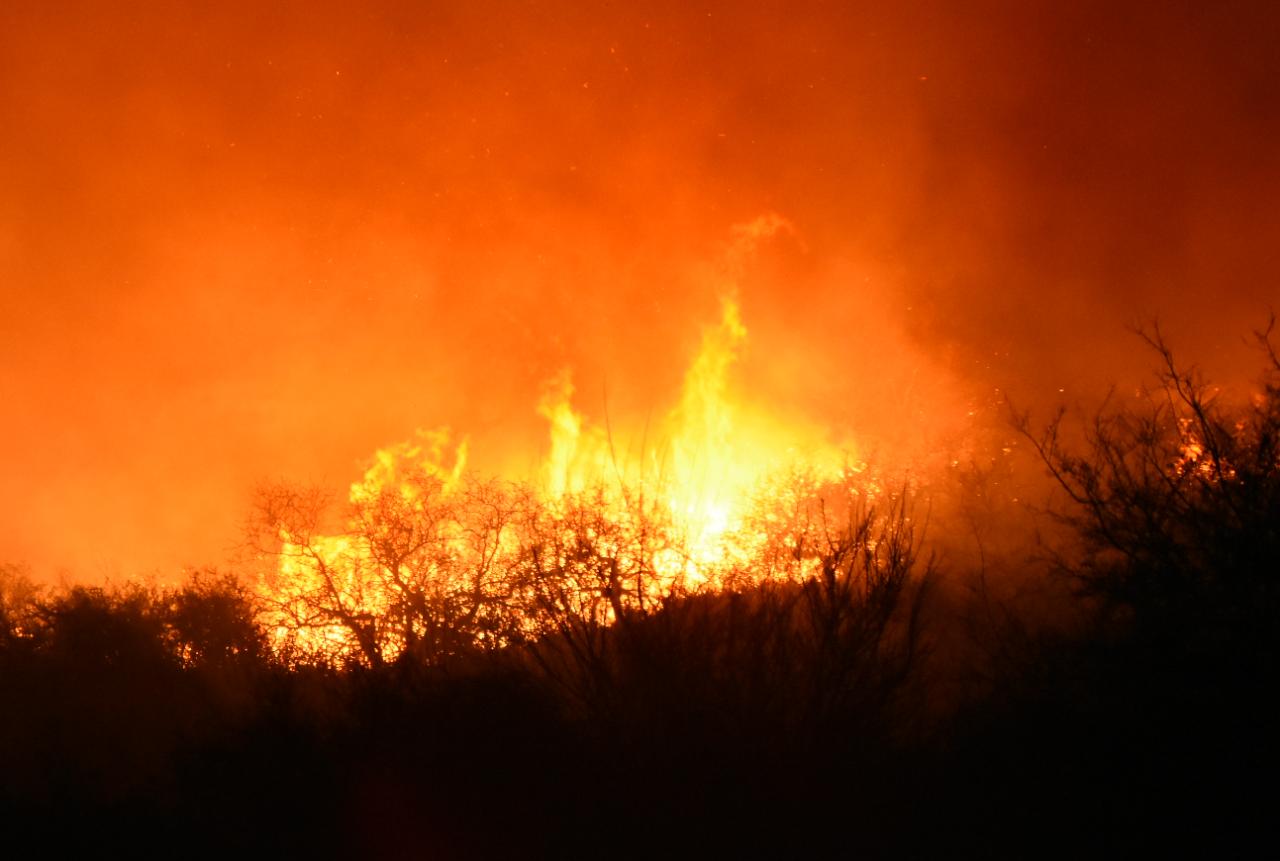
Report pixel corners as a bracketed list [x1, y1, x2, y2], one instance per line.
[2, 1, 1277, 579]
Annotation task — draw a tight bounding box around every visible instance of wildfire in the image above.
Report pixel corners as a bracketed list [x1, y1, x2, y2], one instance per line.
[256, 218, 877, 663]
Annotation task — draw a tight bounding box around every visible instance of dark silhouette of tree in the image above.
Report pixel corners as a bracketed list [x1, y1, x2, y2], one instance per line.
[248, 473, 526, 667]
[36, 582, 175, 671]
[1017, 319, 1280, 639]
[972, 319, 1280, 854]
[247, 481, 384, 665]
[509, 484, 680, 713]
[509, 469, 934, 750]
[163, 570, 268, 669]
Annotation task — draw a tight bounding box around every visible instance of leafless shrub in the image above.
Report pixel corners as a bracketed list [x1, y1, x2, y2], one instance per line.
[1014, 318, 1280, 626]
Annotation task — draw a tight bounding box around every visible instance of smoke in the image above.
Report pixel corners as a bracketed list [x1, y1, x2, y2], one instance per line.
[2, 1, 1277, 577]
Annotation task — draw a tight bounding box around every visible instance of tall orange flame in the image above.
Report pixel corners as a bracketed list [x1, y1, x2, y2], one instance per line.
[258, 216, 870, 660]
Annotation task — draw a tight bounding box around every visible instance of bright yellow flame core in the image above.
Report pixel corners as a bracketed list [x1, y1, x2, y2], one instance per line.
[539, 297, 850, 572]
[350, 427, 469, 504]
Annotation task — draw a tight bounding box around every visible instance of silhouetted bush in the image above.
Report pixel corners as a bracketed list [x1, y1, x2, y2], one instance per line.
[164, 570, 269, 669]
[973, 321, 1280, 853]
[1018, 323, 1280, 657]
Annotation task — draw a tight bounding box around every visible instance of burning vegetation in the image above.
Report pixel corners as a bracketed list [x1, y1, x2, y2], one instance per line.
[243, 217, 903, 668]
[3, 318, 1278, 856]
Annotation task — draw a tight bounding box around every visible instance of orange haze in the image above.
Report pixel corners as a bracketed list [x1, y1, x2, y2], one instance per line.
[2, 1, 1278, 579]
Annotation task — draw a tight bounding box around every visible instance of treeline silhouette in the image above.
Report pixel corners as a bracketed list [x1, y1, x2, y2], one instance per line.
[2, 328, 1277, 857]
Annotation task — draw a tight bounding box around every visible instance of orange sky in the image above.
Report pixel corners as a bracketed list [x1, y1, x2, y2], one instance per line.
[3, 1, 1278, 579]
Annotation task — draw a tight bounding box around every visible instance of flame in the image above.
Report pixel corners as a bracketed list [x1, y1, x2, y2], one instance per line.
[536, 295, 851, 579]
[257, 217, 872, 662]
[349, 427, 469, 505]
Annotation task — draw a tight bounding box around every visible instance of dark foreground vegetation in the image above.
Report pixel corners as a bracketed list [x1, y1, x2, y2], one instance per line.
[2, 330, 1277, 858]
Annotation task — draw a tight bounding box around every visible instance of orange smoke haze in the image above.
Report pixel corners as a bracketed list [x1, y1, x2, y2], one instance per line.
[2, 1, 1278, 579]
